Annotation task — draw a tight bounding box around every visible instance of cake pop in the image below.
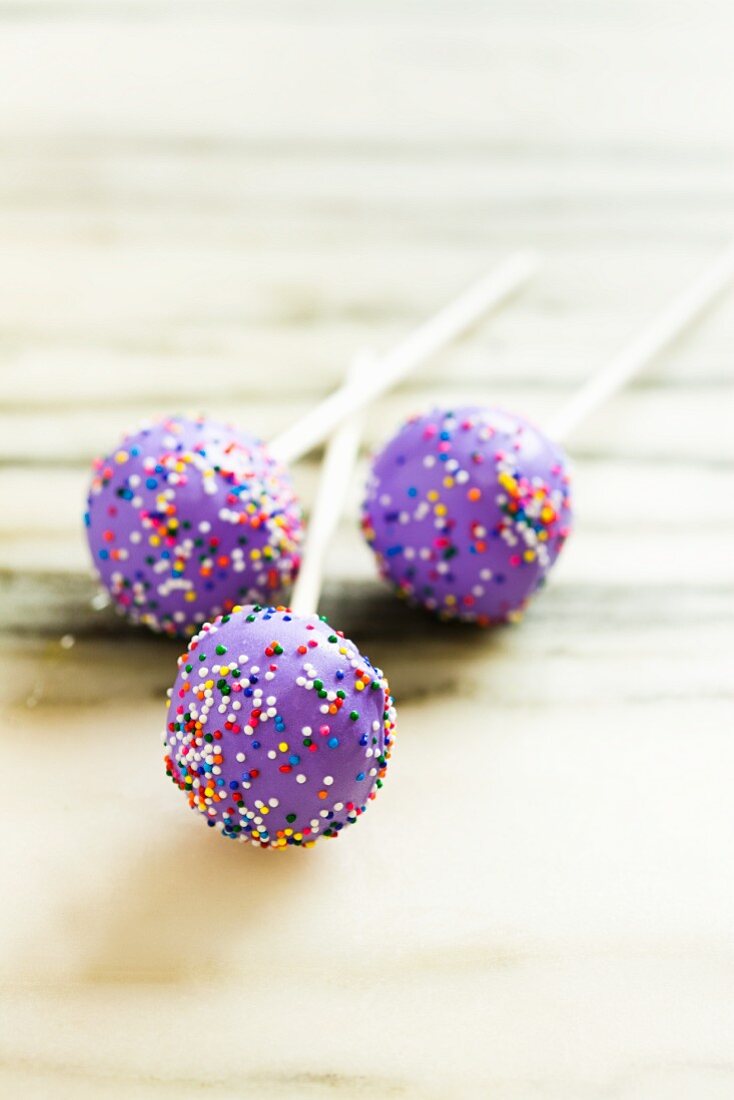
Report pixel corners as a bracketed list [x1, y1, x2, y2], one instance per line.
[363, 405, 572, 624]
[363, 244, 734, 624]
[86, 417, 302, 636]
[85, 252, 538, 636]
[164, 357, 393, 848]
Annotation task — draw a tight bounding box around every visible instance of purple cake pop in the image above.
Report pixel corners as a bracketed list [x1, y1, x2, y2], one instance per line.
[164, 604, 395, 848]
[361, 405, 573, 625]
[85, 417, 303, 637]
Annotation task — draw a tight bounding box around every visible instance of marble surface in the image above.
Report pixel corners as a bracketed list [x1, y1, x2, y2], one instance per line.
[2, 2, 734, 1097]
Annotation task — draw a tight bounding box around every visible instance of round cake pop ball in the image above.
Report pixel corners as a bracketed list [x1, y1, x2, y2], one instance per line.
[164, 604, 396, 848]
[85, 417, 303, 637]
[362, 406, 573, 625]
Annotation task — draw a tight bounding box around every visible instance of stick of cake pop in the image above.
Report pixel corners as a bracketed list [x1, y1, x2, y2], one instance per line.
[163, 353, 396, 849]
[87, 251, 538, 637]
[362, 243, 734, 626]
[548, 241, 734, 443]
[269, 250, 539, 464]
[290, 355, 368, 617]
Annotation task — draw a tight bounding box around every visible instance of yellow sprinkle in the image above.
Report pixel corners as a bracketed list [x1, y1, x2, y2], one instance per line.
[427, 490, 440, 502]
[278, 742, 288, 752]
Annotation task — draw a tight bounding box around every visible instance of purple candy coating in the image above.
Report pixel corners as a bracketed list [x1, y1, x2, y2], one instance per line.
[164, 604, 396, 848]
[85, 416, 303, 637]
[361, 405, 573, 624]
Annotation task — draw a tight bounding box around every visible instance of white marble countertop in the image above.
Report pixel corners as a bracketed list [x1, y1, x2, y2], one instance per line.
[2, 2, 734, 1097]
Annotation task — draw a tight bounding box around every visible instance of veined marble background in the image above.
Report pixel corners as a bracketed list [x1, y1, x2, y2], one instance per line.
[1, 2, 734, 1097]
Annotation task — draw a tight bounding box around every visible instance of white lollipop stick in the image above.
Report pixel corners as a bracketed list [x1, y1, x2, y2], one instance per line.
[548, 243, 734, 444]
[290, 355, 369, 616]
[270, 250, 539, 465]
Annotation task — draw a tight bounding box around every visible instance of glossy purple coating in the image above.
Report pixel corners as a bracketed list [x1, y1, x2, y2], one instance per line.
[362, 405, 573, 624]
[85, 416, 303, 637]
[164, 605, 396, 848]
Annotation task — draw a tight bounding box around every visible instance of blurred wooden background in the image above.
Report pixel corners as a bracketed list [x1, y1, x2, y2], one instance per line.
[1, 2, 734, 1097]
